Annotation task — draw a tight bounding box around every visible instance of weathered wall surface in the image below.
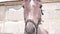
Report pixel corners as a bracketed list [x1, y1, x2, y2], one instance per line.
[0, 6, 6, 21]
[0, 2, 60, 34]
[5, 5, 24, 21]
[42, 2, 60, 34]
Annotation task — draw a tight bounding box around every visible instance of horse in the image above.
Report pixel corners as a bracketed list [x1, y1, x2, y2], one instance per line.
[23, 0, 48, 34]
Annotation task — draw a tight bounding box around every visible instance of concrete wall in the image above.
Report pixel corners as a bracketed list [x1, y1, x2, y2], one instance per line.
[0, 6, 6, 21]
[5, 5, 24, 21]
[0, 6, 6, 33]
[42, 2, 60, 34]
[0, 2, 60, 34]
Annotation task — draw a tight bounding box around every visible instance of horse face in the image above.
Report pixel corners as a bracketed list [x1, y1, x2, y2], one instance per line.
[24, 0, 41, 23]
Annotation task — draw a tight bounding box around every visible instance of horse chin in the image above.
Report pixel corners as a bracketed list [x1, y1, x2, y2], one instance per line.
[25, 22, 36, 34]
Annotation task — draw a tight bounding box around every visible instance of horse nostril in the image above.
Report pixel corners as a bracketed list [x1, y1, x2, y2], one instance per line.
[32, 28, 35, 33]
[25, 26, 35, 34]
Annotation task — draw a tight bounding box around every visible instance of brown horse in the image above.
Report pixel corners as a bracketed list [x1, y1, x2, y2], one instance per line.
[23, 0, 48, 34]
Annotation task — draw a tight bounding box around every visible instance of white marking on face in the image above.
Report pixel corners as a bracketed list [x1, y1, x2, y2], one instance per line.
[27, 0, 34, 19]
[28, 12, 33, 19]
[30, 0, 35, 8]
[27, 0, 35, 20]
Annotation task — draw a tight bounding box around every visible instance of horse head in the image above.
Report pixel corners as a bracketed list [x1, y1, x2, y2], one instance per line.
[23, 0, 43, 34]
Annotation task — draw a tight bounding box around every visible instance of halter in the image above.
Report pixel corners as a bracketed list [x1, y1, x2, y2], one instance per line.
[25, 19, 41, 34]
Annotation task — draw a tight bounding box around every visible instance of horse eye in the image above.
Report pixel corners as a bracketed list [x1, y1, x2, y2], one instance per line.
[40, 5, 42, 8]
[22, 6, 24, 8]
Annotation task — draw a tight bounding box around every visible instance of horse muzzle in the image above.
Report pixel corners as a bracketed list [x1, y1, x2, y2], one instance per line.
[25, 22, 36, 34]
